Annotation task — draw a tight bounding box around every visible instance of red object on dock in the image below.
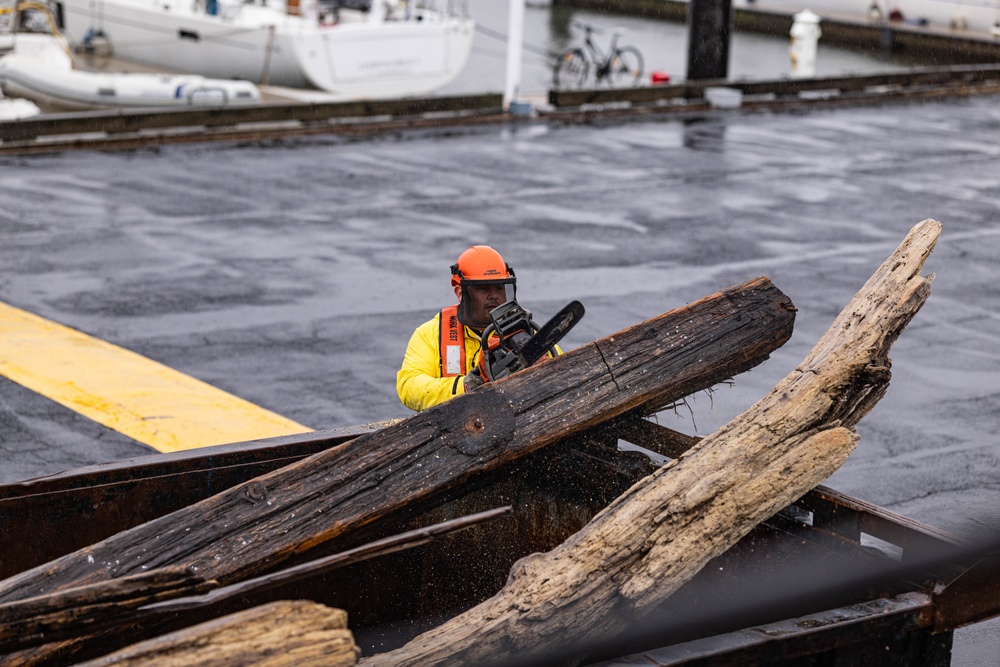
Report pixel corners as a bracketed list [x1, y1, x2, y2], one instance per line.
[651, 70, 671, 85]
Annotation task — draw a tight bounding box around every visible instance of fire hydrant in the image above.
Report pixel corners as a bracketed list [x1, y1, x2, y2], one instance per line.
[790, 10, 822, 78]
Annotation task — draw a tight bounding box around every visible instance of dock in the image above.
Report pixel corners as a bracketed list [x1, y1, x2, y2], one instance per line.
[4, 0, 1000, 153]
[2, 62, 1000, 153]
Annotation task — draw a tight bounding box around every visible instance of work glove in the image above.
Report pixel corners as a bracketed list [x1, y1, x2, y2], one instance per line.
[464, 366, 485, 393]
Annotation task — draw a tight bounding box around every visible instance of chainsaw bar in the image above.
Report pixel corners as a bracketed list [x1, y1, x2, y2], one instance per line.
[511, 299, 585, 373]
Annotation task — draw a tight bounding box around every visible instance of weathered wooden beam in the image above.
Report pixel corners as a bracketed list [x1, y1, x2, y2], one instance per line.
[367, 220, 940, 666]
[141, 506, 512, 613]
[0, 508, 510, 653]
[0, 423, 392, 581]
[0, 568, 210, 654]
[547, 64, 1000, 108]
[71, 600, 358, 667]
[0, 94, 504, 143]
[0, 277, 793, 664]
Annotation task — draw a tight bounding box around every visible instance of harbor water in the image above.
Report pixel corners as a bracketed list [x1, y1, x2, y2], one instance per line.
[440, 0, 960, 97]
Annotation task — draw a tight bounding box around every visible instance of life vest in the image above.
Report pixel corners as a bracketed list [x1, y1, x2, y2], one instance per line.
[439, 304, 466, 377]
[439, 303, 554, 379]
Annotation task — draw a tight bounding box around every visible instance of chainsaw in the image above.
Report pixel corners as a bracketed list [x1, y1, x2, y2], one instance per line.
[477, 299, 585, 382]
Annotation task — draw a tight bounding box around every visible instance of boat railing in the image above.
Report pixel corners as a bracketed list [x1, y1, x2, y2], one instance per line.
[0, 0, 14, 34]
[0, 1, 76, 62]
[1, 0, 57, 35]
[411, 0, 468, 19]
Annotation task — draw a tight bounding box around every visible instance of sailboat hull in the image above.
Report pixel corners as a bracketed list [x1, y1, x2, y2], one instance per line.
[57, 0, 475, 98]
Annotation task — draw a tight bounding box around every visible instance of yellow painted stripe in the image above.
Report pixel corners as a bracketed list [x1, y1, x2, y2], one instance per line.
[0, 302, 312, 452]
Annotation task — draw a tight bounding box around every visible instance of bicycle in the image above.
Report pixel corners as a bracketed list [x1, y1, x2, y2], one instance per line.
[552, 21, 644, 90]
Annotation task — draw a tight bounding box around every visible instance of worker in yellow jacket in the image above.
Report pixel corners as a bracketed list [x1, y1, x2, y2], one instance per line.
[396, 246, 557, 411]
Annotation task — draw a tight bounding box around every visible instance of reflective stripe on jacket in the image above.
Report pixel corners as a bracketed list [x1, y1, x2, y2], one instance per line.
[439, 304, 467, 377]
[396, 310, 484, 412]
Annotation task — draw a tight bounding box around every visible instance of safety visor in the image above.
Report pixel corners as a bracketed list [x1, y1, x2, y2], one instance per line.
[462, 277, 516, 304]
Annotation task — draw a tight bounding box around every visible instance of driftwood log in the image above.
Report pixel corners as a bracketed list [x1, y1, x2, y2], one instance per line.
[71, 600, 358, 667]
[0, 277, 794, 664]
[365, 219, 941, 666]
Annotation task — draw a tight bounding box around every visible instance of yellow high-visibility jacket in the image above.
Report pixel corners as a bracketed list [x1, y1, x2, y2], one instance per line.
[396, 310, 562, 412]
[396, 311, 484, 412]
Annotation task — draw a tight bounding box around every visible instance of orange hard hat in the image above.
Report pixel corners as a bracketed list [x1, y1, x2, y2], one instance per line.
[451, 246, 514, 287]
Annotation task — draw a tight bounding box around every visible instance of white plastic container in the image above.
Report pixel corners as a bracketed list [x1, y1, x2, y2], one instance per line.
[704, 86, 743, 109]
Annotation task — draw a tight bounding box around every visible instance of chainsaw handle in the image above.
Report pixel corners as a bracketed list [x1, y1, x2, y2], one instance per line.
[478, 323, 498, 382]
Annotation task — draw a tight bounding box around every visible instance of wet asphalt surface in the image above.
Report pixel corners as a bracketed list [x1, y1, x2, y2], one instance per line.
[1, 96, 999, 664]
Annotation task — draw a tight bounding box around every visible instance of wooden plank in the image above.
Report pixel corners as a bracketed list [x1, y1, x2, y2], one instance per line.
[0, 568, 210, 654]
[0, 423, 378, 499]
[0, 509, 508, 652]
[548, 64, 1000, 108]
[0, 424, 386, 580]
[0, 94, 503, 142]
[611, 416, 699, 460]
[801, 485, 964, 554]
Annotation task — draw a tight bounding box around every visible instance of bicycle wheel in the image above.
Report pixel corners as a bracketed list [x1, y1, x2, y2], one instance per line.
[607, 46, 644, 88]
[553, 49, 590, 90]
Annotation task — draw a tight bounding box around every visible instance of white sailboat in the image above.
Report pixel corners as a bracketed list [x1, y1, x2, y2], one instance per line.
[56, 0, 476, 99]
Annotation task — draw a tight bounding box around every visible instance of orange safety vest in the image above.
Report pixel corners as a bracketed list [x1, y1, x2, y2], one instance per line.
[439, 304, 552, 379]
[438, 304, 467, 377]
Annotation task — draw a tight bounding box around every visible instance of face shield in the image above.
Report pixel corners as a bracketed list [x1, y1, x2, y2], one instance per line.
[456, 275, 517, 329]
[468, 278, 516, 303]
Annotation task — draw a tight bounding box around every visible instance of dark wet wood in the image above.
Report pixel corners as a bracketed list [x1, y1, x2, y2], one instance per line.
[145, 506, 512, 615]
[0, 568, 209, 654]
[0, 424, 382, 581]
[0, 426, 659, 663]
[0, 509, 510, 653]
